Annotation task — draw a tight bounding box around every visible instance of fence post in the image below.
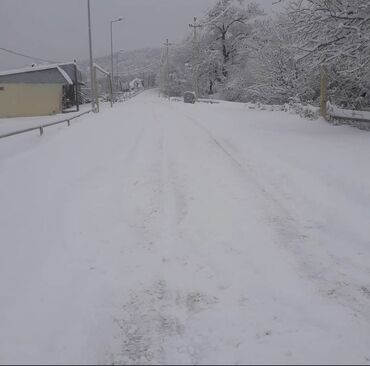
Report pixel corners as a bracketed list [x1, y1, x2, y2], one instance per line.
[320, 65, 328, 119]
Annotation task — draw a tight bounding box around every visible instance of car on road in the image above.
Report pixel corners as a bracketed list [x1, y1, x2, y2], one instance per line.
[184, 91, 196, 104]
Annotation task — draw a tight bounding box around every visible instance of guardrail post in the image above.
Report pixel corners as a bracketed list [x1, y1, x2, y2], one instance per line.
[67, 120, 71, 126]
[39, 127, 44, 136]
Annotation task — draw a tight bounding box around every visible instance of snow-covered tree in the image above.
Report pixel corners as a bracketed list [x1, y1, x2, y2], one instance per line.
[202, 0, 264, 78]
[286, 0, 370, 108]
[240, 16, 317, 104]
[161, 0, 370, 108]
[287, 0, 370, 70]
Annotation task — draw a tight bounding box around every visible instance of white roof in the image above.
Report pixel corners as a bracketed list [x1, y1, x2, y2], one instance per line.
[0, 63, 74, 85]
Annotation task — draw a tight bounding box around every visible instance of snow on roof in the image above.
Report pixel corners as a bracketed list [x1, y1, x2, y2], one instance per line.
[0, 64, 59, 76]
[0, 63, 74, 85]
[56, 67, 73, 85]
[129, 78, 144, 88]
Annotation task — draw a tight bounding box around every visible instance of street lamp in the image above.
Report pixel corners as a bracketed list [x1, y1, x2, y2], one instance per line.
[87, 0, 96, 111]
[110, 17, 123, 102]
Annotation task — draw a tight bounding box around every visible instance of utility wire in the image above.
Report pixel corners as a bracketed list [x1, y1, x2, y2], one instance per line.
[199, 3, 233, 27]
[0, 46, 60, 64]
[116, 62, 159, 76]
[171, 36, 194, 50]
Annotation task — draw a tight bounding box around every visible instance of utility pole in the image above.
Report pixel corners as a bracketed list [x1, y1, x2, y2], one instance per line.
[159, 48, 165, 96]
[110, 17, 123, 103]
[189, 17, 202, 98]
[163, 39, 172, 97]
[87, 0, 96, 111]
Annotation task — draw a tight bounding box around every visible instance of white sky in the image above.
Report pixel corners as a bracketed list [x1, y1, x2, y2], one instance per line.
[0, 0, 282, 70]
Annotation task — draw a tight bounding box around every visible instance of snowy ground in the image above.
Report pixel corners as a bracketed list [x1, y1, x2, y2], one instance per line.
[1, 90, 370, 365]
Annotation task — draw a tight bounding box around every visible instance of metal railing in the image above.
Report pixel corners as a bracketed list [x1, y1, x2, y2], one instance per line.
[327, 102, 370, 124]
[0, 87, 146, 141]
[0, 109, 93, 140]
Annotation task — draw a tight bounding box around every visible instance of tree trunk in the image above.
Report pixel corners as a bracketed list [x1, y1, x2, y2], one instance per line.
[209, 79, 214, 95]
[221, 29, 229, 77]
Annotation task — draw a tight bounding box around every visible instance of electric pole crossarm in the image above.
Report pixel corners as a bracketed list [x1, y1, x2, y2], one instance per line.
[189, 17, 202, 33]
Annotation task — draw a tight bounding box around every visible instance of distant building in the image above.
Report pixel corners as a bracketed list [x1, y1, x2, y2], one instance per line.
[0, 62, 83, 118]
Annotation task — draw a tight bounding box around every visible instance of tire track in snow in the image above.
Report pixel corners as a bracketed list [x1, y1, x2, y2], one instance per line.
[111, 96, 370, 364]
[109, 117, 173, 364]
[111, 109, 204, 364]
[175, 107, 370, 321]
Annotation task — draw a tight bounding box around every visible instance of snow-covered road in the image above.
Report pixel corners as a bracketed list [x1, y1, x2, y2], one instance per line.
[1, 90, 370, 364]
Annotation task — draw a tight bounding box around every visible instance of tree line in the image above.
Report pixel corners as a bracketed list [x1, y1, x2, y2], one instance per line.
[160, 0, 370, 109]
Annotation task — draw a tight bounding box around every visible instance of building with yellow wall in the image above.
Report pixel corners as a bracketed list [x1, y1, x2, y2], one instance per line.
[0, 84, 64, 118]
[0, 63, 82, 118]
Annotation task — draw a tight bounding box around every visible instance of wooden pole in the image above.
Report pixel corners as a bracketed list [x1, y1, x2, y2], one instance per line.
[189, 17, 202, 99]
[320, 65, 328, 118]
[163, 39, 172, 97]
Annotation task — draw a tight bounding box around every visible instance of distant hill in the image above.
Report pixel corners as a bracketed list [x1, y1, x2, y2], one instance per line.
[79, 47, 162, 84]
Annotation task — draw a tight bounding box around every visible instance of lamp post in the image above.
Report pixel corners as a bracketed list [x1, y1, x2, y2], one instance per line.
[110, 17, 123, 102]
[87, 0, 96, 111]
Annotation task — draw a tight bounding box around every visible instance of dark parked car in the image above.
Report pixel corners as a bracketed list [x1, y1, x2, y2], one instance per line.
[184, 91, 196, 104]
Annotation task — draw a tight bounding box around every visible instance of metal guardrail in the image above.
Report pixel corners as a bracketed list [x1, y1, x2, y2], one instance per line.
[328, 114, 370, 124]
[197, 98, 220, 105]
[169, 96, 221, 104]
[0, 89, 145, 141]
[327, 102, 370, 124]
[0, 109, 93, 140]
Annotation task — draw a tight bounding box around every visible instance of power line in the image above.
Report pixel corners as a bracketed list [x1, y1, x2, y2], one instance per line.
[171, 36, 194, 50]
[0, 47, 60, 64]
[200, 3, 233, 27]
[116, 62, 159, 76]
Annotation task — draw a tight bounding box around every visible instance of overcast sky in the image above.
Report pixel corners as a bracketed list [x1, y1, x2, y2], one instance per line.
[0, 0, 282, 70]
